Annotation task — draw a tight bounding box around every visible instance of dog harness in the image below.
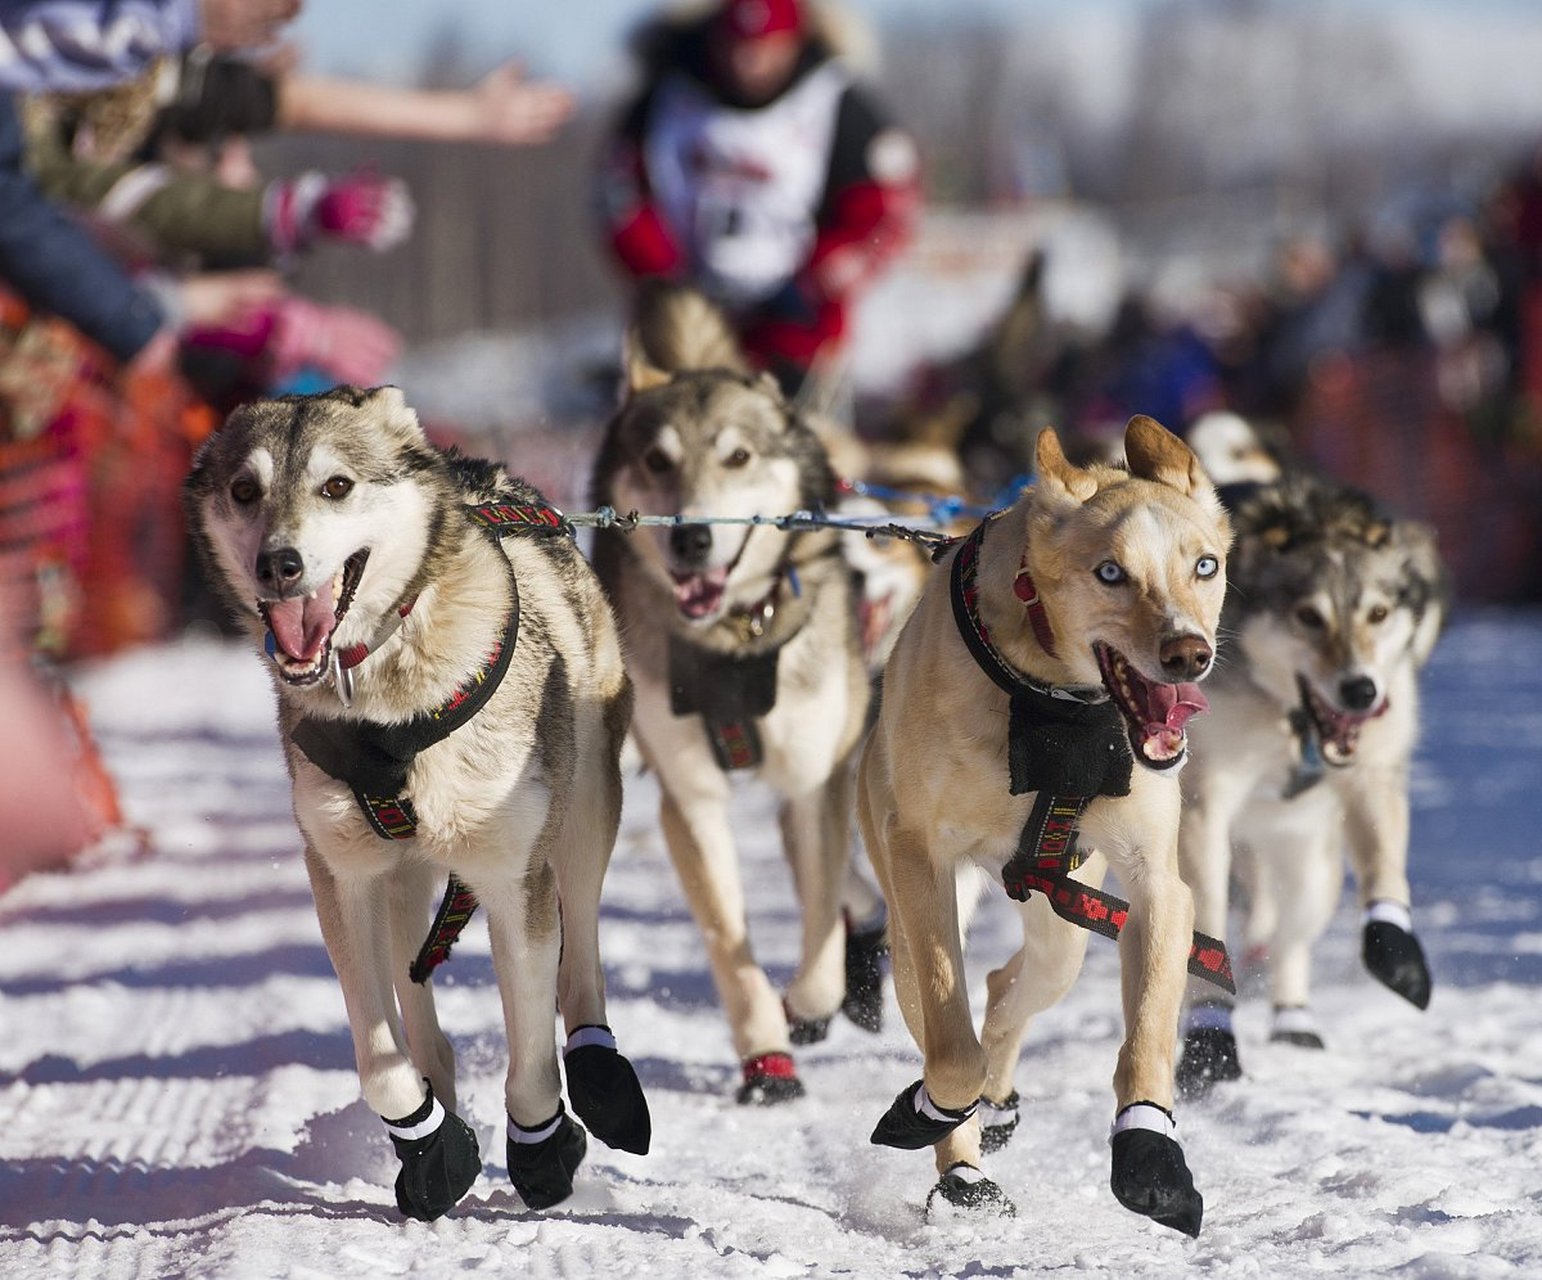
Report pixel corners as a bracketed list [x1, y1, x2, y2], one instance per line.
[950, 519, 1235, 994]
[289, 497, 572, 983]
[668, 553, 824, 772]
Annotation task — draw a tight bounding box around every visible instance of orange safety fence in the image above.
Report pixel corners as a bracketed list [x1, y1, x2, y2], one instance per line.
[0, 289, 218, 661]
[1293, 345, 1542, 603]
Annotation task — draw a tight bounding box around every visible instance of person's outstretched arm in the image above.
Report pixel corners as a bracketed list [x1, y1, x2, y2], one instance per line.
[277, 61, 573, 146]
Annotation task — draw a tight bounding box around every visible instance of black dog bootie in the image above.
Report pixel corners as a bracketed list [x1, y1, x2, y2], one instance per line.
[1176, 1002, 1243, 1097]
[841, 912, 889, 1033]
[1108, 1102, 1203, 1238]
[507, 1106, 588, 1211]
[383, 1082, 481, 1222]
[926, 1163, 1017, 1219]
[563, 1025, 651, 1155]
[870, 1080, 976, 1150]
[1363, 903, 1432, 1010]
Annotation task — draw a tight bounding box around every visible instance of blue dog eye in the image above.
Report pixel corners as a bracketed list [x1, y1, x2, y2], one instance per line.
[1196, 555, 1219, 579]
[1095, 561, 1126, 585]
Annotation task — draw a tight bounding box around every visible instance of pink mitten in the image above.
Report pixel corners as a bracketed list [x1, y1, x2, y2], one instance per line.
[266, 171, 415, 254]
[269, 298, 403, 386]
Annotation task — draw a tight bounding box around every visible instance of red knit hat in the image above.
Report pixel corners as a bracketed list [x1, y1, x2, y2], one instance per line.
[715, 0, 803, 41]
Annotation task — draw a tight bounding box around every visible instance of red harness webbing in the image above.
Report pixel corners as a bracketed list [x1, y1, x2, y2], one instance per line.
[1001, 792, 1235, 993]
[409, 874, 481, 984]
[372, 499, 570, 981]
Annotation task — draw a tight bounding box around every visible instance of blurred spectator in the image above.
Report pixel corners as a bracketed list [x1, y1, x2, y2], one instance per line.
[0, 575, 91, 888]
[597, 0, 919, 395]
[0, 1, 299, 94]
[0, 0, 301, 888]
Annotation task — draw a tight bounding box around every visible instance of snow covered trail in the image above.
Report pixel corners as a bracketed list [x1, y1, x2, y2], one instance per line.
[1, 612, 1540, 1279]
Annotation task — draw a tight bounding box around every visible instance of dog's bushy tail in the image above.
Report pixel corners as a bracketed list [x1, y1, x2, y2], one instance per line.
[628, 281, 749, 376]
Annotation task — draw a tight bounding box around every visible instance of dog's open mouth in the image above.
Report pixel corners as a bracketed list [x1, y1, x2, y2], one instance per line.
[1297, 675, 1381, 766]
[259, 550, 369, 686]
[1095, 641, 1208, 770]
[670, 565, 731, 621]
[668, 532, 751, 623]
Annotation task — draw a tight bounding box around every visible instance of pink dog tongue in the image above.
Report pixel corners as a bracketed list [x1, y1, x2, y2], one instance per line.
[672, 566, 729, 620]
[266, 583, 338, 662]
[1145, 681, 1209, 732]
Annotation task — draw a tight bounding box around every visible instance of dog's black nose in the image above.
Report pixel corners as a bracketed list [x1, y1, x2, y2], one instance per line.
[669, 523, 713, 566]
[1160, 634, 1212, 681]
[1340, 676, 1378, 711]
[256, 546, 305, 592]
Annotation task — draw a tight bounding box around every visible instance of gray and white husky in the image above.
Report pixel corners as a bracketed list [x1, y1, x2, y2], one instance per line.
[184, 386, 650, 1219]
[590, 285, 879, 1104]
[1175, 468, 1446, 1093]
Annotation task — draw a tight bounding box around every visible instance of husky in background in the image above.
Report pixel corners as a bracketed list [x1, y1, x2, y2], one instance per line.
[591, 284, 879, 1103]
[860, 416, 1231, 1234]
[1176, 470, 1447, 1094]
[185, 386, 650, 1220]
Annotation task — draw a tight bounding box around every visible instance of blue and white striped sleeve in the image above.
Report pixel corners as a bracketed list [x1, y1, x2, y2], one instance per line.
[0, 0, 200, 92]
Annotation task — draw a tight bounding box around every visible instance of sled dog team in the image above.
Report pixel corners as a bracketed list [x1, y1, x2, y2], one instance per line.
[184, 288, 1445, 1235]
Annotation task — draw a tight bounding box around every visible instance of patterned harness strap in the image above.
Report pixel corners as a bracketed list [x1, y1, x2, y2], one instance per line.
[399, 499, 575, 982]
[1001, 792, 1236, 993]
[299, 498, 573, 982]
[409, 874, 481, 984]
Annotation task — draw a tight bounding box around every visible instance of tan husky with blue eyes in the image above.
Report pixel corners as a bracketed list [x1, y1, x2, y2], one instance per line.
[859, 416, 1231, 1234]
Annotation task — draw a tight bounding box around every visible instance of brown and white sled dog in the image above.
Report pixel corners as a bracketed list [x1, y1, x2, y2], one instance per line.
[590, 285, 877, 1104]
[1175, 471, 1446, 1095]
[859, 416, 1231, 1233]
[184, 386, 650, 1221]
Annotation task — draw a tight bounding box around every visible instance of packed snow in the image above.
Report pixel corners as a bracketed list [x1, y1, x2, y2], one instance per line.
[1, 597, 1540, 1277]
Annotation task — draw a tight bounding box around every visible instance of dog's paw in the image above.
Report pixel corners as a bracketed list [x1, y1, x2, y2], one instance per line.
[978, 1090, 1020, 1154]
[564, 1027, 651, 1155]
[1363, 917, 1432, 1010]
[383, 1086, 481, 1222]
[925, 1163, 1017, 1220]
[1269, 1006, 1325, 1050]
[787, 1012, 832, 1046]
[841, 917, 888, 1034]
[1176, 1027, 1242, 1098]
[736, 1052, 805, 1105]
[1109, 1104, 1203, 1238]
[870, 1080, 976, 1150]
[507, 1109, 588, 1211]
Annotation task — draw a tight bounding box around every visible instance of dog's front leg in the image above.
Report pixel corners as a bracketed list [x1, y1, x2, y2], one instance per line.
[659, 788, 794, 1099]
[1175, 771, 1250, 1095]
[1343, 764, 1430, 1009]
[1108, 829, 1205, 1237]
[481, 859, 588, 1211]
[305, 846, 427, 1118]
[869, 831, 984, 1140]
[779, 767, 854, 1043]
[975, 853, 1106, 1156]
[305, 846, 481, 1221]
[387, 860, 457, 1113]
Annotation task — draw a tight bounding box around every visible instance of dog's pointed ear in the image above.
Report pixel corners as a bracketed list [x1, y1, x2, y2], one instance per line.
[754, 369, 788, 405]
[1034, 426, 1098, 504]
[622, 332, 672, 398]
[361, 384, 430, 442]
[1124, 415, 1208, 494]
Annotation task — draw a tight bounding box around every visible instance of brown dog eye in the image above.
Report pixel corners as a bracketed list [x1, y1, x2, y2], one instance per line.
[230, 477, 259, 505]
[321, 476, 354, 500]
[723, 447, 751, 469]
[1367, 603, 1388, 624]
[643, 448, 672, 475]
[1296, 605, 1325, 629]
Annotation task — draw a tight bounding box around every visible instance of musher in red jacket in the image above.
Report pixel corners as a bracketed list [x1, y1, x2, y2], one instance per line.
[598, 0, 919, 394]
